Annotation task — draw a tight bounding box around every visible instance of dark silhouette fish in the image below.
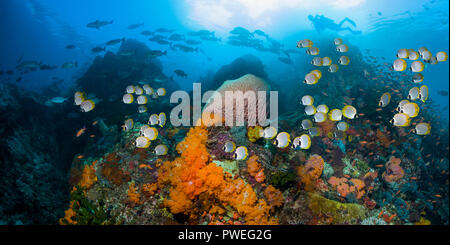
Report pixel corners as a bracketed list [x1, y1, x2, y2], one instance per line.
[174, 69, 188, 77]
[200, 35, 220, 42]
[87, 20, 113, 29]
[184, 39, 201, 45]
[168, 33, 185, 41]
[106, 38, 125, 46]
[140, 30, 154, 36]
[91, 46, 106, 53]
[437, 90, 449, 96]
[278, 57, 293, 64]
[155, 27, 174, 33]
[128, 23, 144, 30]
[172, 44, 198, 53]
[187, 30, 213, 36]
[39, 64, 57, 70]
[230, 27, 252, 36]
[65, 44, 76, 49]
[146, 50, 167, 58]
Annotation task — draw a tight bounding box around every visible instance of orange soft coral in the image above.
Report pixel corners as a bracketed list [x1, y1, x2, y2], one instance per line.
[142, 183, 158, 197]
[382, 156, 404, 183]
[157, 126, 277, 224]
[297, 154, 324, 191]
[128, 182, 142, 204]
[79, 163, 97, 189]
[263, 185, 284, 208]
[247, 155, 265, 183]
[59, 200, 77, 225]
[327, 176, 365, 199]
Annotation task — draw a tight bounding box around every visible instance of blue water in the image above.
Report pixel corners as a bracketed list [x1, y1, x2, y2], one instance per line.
[1, 0, 448, 118]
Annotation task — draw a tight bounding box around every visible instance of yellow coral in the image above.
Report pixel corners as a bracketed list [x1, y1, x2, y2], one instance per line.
[414, 217, 431, 225]
[247, 126, 263, 142]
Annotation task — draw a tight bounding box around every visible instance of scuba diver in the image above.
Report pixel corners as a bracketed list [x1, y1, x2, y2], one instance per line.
[308, 14, 362, 34]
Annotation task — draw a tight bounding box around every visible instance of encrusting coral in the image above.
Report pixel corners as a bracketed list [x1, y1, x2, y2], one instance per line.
[157, 126, 277, 224]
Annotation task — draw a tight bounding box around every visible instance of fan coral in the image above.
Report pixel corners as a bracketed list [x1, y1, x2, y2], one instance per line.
[100, 160, 131, 186]
[263, 185, 284, 208]
[317, 119, 335, 136]
[297, 154, 324, 191]
[157, 126, 277, 224]
[376, 129, 392, 148]
[247, 155, 265, 183]
[202, 74, 270, 126]
[248, 126, 263, 142]
[80, 163, 97, 189]
[382, 156, 405, 183]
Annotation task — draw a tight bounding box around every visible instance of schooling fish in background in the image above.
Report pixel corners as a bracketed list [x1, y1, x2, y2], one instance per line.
[76, 126, 87, 137]
[184, 39, 202, 45]
[437, 90, 449, 96]
[65, 44, 76, 49]
[171, 44, 198, 53]
[278, 57, 293, 64]
[145, 50, 167, 58]
[128, 22, 144, 30]
[168, 33, 185, 41]
[140, 30, 154, 36]
[86, 20, 113, 29]
[187, 30, 214, 37]
[199, 35, 221, 42]
[105, 38, 125, 46]
[16, 60, 41, 70]
[39, 64, 57, 70]
[174, 69, 188, 77]
[91, 46, 106, 53]
[155, 27, 174, 33]
[61, 62, 78, 69]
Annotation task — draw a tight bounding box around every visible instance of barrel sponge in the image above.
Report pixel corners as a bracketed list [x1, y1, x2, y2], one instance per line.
[202, 74, 270, 126]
